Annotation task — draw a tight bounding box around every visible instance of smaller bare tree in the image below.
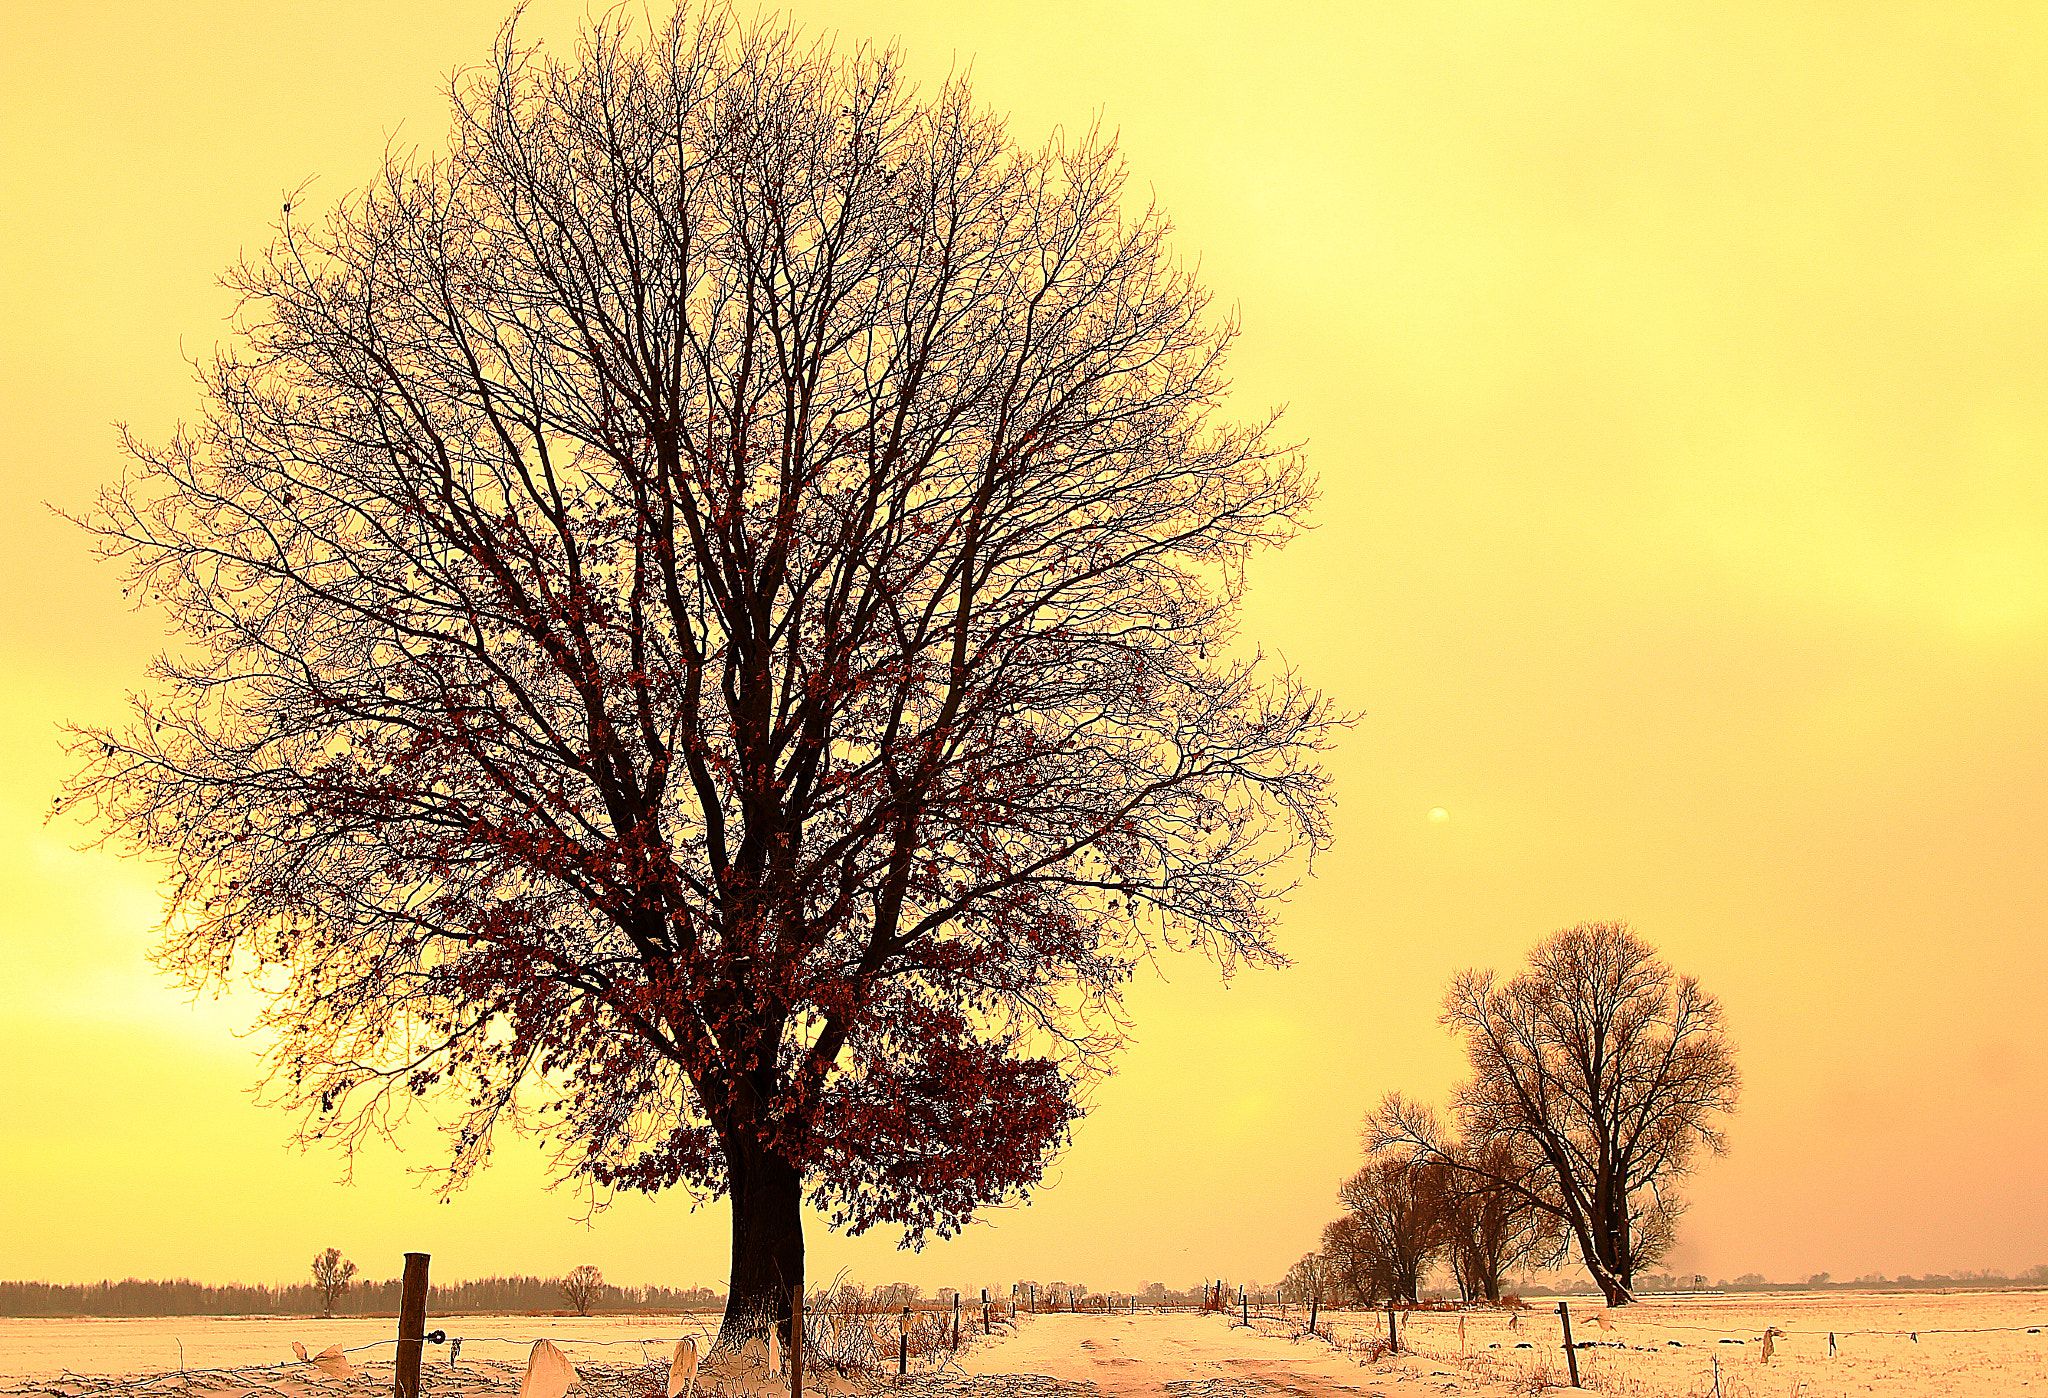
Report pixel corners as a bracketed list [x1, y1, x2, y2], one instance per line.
[1279, 1251, 1333, 1307]
[1319, 1214, 1376, 1305]
[1279, 1251, 1337, 1330]
[560, 1265, 603, 1317]
[1334, 1153, 1448, 1303]
[874, 1282, 923, 1311]
[1370, 922, 1740, 1305]
[310, 1248, 356, 1318]
[1422, 1142, 1561, 1303]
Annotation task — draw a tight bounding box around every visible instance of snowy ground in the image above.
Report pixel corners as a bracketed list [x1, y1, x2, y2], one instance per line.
[1317, 1290, 2048, 1397]
[3, 1294, 2044, 1398]
[0, 1313, 716, 1384]
[938, 1311, 1416, 1397]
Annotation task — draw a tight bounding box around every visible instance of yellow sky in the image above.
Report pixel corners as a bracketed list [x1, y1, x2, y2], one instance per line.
[3, 0, 2045, 1294]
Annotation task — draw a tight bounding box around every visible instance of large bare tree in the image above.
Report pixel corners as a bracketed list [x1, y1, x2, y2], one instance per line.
[62, 7, 1335, 1352]
[1370, 922, 1739, 1305]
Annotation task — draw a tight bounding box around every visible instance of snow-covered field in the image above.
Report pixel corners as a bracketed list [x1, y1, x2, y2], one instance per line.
[0, 1313, 716, 1384]
[3, 1294, 2044, 1398]
[1319, 1289, 2048, 1397]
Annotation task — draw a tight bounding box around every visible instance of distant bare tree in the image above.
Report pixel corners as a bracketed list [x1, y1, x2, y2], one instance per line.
[560, 1265, 603, 1316]
[873, 1282, 922, 1310]
[1370, 922, 1739, 1306]
[1279, 1251, 1334, 1309]
[310, 1248, 356, 1318]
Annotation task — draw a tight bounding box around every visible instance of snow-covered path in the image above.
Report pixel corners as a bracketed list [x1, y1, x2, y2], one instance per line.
[938, 1312, 1510, 1398]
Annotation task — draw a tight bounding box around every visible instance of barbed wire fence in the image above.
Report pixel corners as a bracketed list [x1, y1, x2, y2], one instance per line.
[0, 1271, 1038, 1398]
[1292, 1295, 2048, 1395]
[5, 1268, 2043, 1398]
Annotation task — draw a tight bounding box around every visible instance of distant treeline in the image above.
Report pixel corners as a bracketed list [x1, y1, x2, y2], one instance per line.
[0, 1276, 1238, 1320]
[13, 1266, 2039, 1318]
[0, 1276, 724, 1318]
[1640, 1265, 2048, 1294]
[1507, 1265, 2048, 1298]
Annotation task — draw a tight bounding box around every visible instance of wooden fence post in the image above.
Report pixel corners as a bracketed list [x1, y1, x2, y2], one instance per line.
[1240, 1287, 1247, 1328]
[790, 1284, 803, 1398]
[981, 1290, 990, 1335]
[1308, 1294, 1318, 1336]
[1557, 1302, 1580, 1388]
[396, 1253, 430, 1398]
[898, 1308, 910, 1377]
[1385, 1305, 1398, 1354]
[952, 1293, 960, 1350]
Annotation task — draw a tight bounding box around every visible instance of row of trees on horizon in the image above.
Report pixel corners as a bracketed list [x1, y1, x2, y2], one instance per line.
[1645, 1267, 2048, 1294]
[0, 1274, 1253, 1320]
[0, 1274, 724, 1319]
[8, 1266, 2043, 1319]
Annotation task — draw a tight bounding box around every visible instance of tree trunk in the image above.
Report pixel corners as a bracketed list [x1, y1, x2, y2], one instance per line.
[716, 1133, 805, 1354]
[1593, 1217, 1633, 1306]
[1590, 1246, 1632, 1307]
[1609, 1213, 1634, 1303]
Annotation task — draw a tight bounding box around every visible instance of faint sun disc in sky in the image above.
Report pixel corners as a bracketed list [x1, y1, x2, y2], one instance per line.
[1429, 807, 1449, 822]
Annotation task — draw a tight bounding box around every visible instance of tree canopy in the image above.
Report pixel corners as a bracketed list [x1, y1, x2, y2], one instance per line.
[65, 4, 1336, 1348]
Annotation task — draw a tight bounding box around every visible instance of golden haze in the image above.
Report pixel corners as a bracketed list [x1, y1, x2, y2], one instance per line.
[2, 0, 2044, 1292]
